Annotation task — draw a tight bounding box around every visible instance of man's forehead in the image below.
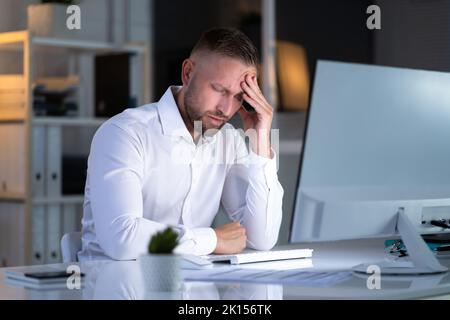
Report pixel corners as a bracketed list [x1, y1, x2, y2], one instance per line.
[196, 53, 256, 75]
[204, 62, 255, 86]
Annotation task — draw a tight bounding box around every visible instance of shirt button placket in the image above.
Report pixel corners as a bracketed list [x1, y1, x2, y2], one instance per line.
[181, 145, 196, 225]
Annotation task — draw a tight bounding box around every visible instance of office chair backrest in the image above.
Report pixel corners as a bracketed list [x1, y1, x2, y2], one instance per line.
[61, 231, 82, 263]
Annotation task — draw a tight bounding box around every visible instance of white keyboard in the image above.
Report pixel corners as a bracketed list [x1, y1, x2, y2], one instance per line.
[203, 249, 313, 265]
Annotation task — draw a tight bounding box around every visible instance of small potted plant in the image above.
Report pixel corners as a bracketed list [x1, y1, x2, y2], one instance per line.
[27, 0, 80, 39]
[138, 227, 181, 292]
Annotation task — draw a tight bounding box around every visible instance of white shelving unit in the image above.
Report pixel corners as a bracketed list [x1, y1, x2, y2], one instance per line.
[0, 30, 150, 266]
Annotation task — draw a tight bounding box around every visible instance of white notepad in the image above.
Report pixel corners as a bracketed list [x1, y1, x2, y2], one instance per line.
[203, 248, 313, 265]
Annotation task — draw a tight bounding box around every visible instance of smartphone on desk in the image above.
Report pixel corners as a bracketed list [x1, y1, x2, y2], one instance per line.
[24, 270, 85, 280]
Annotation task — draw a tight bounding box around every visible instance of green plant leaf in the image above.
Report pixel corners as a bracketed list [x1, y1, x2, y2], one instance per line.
[148, 227, 179, 254]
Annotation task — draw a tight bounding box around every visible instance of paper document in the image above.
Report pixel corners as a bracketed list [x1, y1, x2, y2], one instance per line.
[205, 249, 313, 265]
[184, 268, 352, 287]
[236, 258, 314, 270]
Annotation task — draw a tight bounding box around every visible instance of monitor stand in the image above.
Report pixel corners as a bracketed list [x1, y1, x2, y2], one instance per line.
[353, 208, 449, 275]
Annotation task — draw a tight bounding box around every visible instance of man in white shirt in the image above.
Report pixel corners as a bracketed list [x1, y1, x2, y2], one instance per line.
[78, 28, 284, 261]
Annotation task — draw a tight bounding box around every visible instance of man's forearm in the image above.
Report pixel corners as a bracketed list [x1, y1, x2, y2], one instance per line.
[249, 129, 272, 159]
[240, 152, 284, 251]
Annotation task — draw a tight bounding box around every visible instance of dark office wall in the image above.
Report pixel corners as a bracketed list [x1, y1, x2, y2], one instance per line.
[274, 1, 375, 243]
[153, 0, 262, 99]
[276, 0, 375, 81]
[374, 0, 450, 72]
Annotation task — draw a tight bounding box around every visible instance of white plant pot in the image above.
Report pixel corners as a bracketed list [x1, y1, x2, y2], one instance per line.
[27, 3, 80, 39]
[138, 254, 181, 292]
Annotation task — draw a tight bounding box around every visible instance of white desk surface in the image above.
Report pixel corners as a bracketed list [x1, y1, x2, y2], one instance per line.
[1, 239, 450, 300]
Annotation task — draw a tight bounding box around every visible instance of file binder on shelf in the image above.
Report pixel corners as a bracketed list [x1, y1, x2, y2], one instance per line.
[31, 125, 46, 265]
[31, 205, 46, 265]
[32, 126, 45, 196]
[46, 205, 61, 263]
[46, 126, 62, 197]
[45, 126, 62, 264]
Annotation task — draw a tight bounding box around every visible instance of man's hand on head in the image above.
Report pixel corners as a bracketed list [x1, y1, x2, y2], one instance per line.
[213, 221, 247, 254]
[238, 74, 274, 158]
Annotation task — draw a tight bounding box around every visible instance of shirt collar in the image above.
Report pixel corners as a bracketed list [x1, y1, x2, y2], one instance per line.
[157, 86, 218, 145]
[157, 86, 192, 139]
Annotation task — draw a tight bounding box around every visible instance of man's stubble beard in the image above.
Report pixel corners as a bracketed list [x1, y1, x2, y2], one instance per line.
[184, 83, 227, 132]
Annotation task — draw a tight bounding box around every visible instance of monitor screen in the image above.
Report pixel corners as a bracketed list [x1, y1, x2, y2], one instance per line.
[290, 61, 450, 242]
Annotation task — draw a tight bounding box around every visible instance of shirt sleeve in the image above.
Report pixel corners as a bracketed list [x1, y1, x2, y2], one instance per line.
[220, 133, 284, 251]
[88, 123, 217, 260]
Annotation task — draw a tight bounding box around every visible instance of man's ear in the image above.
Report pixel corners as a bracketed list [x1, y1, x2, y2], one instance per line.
[181, 59, 194, 85]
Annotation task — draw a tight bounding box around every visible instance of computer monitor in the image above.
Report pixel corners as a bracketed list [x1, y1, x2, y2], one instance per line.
[290, 61, 450, 274]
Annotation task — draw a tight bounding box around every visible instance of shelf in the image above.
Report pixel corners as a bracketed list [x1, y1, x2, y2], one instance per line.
[33, 36, 147, 53]
[0, 115, 26, 123]
[0, 193, 85, 204]
[0, 30, 146, 53]
[33, 195, 84, 205]
[0, 30, 28, 46]
[32, 116, 107, 127]
[0, 28, 150, 266]
[0, 192, 26, 202]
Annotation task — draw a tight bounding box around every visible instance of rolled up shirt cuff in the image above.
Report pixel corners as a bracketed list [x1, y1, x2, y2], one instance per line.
[247, 148, 273, 167]
[174, 227, 217, 256]
[191, 227, 217, 255]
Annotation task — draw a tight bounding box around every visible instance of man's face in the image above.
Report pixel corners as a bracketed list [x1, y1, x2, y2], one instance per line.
[183, 53, 256, 132]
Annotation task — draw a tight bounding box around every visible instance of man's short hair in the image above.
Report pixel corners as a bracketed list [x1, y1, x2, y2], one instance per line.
[191, 28, 259, 68]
